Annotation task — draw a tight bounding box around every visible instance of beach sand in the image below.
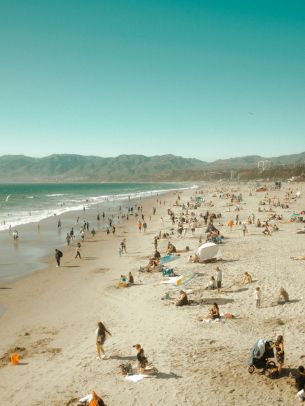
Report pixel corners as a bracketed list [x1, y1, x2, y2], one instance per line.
[1, 183, 305, 405]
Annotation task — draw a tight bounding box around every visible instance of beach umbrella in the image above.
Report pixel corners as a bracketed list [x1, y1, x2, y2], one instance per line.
[196, 242, 220, 261]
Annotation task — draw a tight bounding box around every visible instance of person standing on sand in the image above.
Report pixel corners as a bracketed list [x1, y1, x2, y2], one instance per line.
[96, 321, 111, 359]
[273, 335, 285, 375]
[242, 223, 248, 237]
[55, 249, 63, 267]
[255, 287, 262, 308]
[215, 267, 222, 293]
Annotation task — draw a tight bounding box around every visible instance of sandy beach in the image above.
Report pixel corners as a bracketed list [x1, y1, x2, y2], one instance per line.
[1, 182, 305, 405]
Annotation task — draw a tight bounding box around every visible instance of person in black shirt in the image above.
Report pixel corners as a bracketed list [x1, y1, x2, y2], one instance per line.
[134, 344, 148, 370]
[55, 249, 63, 267]
[294, 366, 305, 391]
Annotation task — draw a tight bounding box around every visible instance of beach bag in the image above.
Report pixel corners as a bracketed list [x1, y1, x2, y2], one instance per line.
[58, 250, 63, 258]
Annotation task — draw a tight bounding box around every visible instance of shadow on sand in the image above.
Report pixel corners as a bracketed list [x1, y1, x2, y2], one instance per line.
[156, 372, 182, 380]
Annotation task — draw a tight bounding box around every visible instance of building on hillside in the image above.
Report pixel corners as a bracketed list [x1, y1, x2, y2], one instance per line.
[257, 160, 272, 171]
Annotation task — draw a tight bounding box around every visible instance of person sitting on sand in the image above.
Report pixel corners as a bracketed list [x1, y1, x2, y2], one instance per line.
[206, 276, 217, 290]
[133, 344, 148, 371]
[209, 303, 220, 319]
[263, 226, 271, 236]
[117, 274, 129, 287]
[96, 321, 111, 359]
[176, 290, 189, 306]
[79, 391, 105, 406]
[292, 366, 305, 398]
[256, 219, 261, 227]
[277, 287, 289, 304]
[128, 271, 134, 284]
[272, 224, 279, 232]
[153, 250, 161, 260]
[243, 272, 253, 284]
[167, 242, 177, 254]
[199, 303, 220, 321]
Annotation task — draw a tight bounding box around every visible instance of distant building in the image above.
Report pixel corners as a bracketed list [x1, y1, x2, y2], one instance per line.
[257, 160, 272, 171]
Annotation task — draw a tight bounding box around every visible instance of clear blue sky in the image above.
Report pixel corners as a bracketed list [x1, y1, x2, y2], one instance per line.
[0, 0, 304, 161]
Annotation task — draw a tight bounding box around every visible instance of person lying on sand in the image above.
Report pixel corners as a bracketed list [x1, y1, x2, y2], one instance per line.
[199, 303, 220, 321]
[290, 255, 305, 260]
[176, 290, 189, 306]
[277, 287, 289, 304]
[243, 272, 253, 284]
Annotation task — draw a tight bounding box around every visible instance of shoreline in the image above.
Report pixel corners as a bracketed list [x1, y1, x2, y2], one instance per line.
[0, 184, 195, 285]
[1, 182, 305, 405]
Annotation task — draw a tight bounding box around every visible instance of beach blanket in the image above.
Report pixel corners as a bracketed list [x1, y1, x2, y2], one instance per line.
[160, 255, 178, 264]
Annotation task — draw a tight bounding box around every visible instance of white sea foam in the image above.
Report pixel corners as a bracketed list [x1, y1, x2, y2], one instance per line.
[0, 184, 197, 231]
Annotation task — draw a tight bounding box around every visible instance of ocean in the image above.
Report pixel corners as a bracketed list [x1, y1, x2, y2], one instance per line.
[0, 182, 195, 284]
[0, 182, 192, 231]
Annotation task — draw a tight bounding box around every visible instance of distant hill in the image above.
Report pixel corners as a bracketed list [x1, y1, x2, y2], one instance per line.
[0, 154, 205, 182]
[0, 152, 305, 182]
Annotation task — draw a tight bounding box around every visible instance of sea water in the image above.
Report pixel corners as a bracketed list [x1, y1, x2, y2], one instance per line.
[0, 183, 193, 231]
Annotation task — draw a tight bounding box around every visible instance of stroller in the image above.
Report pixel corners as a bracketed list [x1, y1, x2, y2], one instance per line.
[248, 339, 277, 374]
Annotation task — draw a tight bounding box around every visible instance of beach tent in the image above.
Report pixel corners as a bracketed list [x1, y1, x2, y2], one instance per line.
[196, 242, 221, 262]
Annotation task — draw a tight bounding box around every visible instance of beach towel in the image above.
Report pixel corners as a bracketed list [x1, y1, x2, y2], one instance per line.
[160, 255, 178, 264]
[125, 374, 150, 382]
[161, 276, 183, 285]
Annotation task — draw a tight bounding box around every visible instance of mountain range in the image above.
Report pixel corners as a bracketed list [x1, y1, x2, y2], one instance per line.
[0, 152, 305, 182]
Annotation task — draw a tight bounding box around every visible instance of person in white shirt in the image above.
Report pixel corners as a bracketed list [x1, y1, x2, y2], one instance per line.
[215, 267, 222, 293]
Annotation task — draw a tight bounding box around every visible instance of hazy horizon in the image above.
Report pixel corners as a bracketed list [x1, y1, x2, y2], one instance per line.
[1, 1, 304, 160]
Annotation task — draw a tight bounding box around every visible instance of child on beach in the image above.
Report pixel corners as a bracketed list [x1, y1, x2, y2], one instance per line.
[96, 322, 111, 359]
[255, 287, 261, 308]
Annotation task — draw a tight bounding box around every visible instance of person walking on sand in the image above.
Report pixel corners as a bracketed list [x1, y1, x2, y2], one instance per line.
[215, 266, 222, 293]
[255, 287, 262, 308]
[75, 243, 81, 259]
[96, 321, 111, 359]
[242, 223, 248, 237]
[66, 233, 71, 246]
[55, 249, 63, 268]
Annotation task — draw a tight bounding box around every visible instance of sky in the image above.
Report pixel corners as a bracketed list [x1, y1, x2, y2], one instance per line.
[0, 0, 304, 161]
